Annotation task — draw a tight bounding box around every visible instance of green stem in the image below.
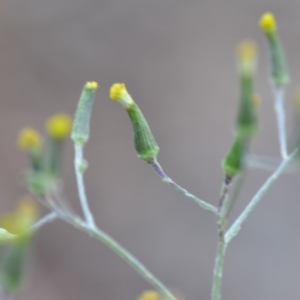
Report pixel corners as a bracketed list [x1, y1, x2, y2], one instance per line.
[225, 149, 297, 243]
[71, 219, 177, 300]
[74, 143, 95, 227]
[150, 159, 217, 213]
[30, 212, 57, 232]
[211, 236, 227, 300]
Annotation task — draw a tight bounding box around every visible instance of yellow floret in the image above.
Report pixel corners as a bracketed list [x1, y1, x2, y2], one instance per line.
[17, 127, 42, 150]
[85, 81, 98, 90]
[259, 12, 277, 33]
[237, 40, 257, 62]
[0, 197, 38, 237]
[109, 83, 134, 108]
[46, 113, 72, 139]
[109, 83, 127, 100]
[139, 290, 160, 300]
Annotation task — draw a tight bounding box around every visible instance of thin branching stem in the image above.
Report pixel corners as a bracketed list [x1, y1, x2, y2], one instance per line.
[74, 143, 96, 227]
[225, 149, 297, 243]
[71, 220, 177, 300]
[150, 159, 217, 213]
[30, 212, 57, 232]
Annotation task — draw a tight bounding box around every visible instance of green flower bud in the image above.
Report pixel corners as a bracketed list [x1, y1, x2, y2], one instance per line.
[110, 83, 159, 162]
[71, 81, 98, 145]
[0, 243, 29, 292]
[222, 136, 247, 178]
[236, 41, 258, 137]
[259, 13, 289, 87]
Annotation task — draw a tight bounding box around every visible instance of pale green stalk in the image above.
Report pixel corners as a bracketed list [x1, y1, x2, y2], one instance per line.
[72, 219, 177, 300]
[150, 159, 217, 213]
[211, 237, 227, 300]
[225, 149, 297, 243]
[30, 212, 57, 232]
[71, 82, 98, 227]
[74, 143, 95, 227]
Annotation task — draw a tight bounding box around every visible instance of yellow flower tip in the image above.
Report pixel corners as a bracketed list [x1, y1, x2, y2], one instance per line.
[139, 290, 160, 300]
[46, 113, 72, 139]
[109, 83, 134, 108]
[237, 40, 257, 62]
[109, 83, 127, 100]
[0, 197, 39, 236]
[259, 12, 277, 33]
[85, 81, 98, 90]
[17, 127, 42, 150]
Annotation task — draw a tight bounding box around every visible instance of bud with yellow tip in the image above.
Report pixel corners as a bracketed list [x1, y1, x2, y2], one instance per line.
[109, 83, 159, 162]
[236, 41, 258, 137]
[17, 128, 43, 171]
[17, 128, 42, 150]
[236, 40, 257, 77]
[259, 12, 277, 33]
[46, 113, 72, 140]
[259, 12, 289, 87]
[46, 113, 72, 175]
[0, 198, 39, 293]
[0, 197, 38, 241]
[72, 81, 99, 145]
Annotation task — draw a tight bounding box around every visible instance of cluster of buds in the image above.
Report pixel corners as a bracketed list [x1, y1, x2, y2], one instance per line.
[17, 112, 72, 195]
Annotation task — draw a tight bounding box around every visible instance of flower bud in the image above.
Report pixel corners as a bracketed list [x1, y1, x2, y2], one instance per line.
[46, 113, 72, 140]
[17, 128, 43, 171]
[0, 198, 38, 293]
[46, 113, 72, 175]
[71, 81, 98, 145]
[259, 12, 277, 33]
[236, 40, 257, 77]
[110, 83, 160, 162]
[259, 12, 289, 87]
[236, 41, 258, 137]
[0, 198, 38, 241]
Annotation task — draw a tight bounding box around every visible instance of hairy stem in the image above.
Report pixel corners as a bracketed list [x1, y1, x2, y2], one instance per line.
[150, 159, 217, 213]
[71, 219, 177, 300]
[74, 143, 96, 227]
[225, 149, 297, 243]
[211, 236, 227, 300]
[30, 212, 57, 232]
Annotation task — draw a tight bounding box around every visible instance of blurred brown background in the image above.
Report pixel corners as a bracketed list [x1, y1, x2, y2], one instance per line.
[0, 1, 300, 299]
